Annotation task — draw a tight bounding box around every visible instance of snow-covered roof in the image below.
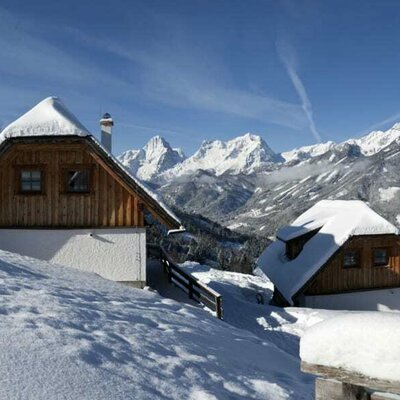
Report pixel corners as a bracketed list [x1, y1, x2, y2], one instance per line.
[256, 200, 399, 304]
[0, 96, 90, 142]
[277, 220, 325, 242]
[0, 97, 182, 229]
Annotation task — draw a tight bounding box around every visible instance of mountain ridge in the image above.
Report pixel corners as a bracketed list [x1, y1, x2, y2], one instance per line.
[118, 123, 400, 236]
[119, 123, 400, 181]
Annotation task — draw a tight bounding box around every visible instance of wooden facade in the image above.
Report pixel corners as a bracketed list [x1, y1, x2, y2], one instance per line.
[303, 234, 400, 296]
[0, 136, 179, 229]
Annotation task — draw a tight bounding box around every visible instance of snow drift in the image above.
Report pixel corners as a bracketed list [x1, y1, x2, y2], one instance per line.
[0, 250, 311, 399]
[300, 312, 400, 382]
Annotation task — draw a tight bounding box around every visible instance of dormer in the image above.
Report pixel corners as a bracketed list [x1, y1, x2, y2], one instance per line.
[280, 228, 321, 260]
[276, 221, 324, 260]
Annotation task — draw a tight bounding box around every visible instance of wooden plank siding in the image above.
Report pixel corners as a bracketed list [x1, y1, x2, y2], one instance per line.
[304, 234, 400, 295]
[0, 142, 144, 228]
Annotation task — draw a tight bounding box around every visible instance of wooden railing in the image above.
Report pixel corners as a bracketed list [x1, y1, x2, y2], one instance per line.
[147, 244, 223, 319]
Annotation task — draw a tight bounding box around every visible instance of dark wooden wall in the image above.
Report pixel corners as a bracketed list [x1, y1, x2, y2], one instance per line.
[0, 142, 145, 228]
[305, 235, 400, 295]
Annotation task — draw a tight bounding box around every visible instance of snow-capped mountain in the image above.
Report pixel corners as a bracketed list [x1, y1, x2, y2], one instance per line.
[345, 123, 400, 156]
[281, 141, 336, 163]
[161, 133, 282, 179]
[118, 135, 185, 181]
[281, 124, 400, 163]
[121, 124, 400, 183]
[119, 123, 400, 236]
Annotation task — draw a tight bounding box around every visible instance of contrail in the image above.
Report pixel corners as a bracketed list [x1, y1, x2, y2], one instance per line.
[276, 38, 322, 143]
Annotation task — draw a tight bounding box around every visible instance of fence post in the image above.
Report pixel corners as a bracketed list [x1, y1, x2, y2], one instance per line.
[166, 261, 172, 283]
[315, 378, 369, 400]
[216, 296, 223, 319]
[188, 282, 193, 299]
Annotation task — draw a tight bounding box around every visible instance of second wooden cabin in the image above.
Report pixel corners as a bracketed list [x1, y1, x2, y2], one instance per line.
[256, 200, 400, 311]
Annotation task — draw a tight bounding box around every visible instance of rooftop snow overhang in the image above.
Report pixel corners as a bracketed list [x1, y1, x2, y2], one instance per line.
[276, 221, 326, 242]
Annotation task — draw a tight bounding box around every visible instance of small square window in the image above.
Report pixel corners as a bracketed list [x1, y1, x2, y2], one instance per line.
[373, 248, 389, 267]
[343, 250, 359, 268]
[20, 170, 42, 193]
[66, 170, 90, 193]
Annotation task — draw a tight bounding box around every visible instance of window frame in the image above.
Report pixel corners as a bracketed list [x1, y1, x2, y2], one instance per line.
[61, 165, 93, 195]
[372, 247, 391, 268]
[342, 249, 361, 269]
[15, 165, 46, 195]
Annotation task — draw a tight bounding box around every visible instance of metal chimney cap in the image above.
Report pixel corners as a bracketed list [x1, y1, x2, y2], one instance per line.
[100, 112, 113, 125]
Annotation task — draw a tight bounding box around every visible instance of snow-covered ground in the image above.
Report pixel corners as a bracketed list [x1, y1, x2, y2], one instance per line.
[179, 262, 351, 396]
[3, 248, 394, 399]
[180, 261, 343, 343]
[0, 250, 333, 400]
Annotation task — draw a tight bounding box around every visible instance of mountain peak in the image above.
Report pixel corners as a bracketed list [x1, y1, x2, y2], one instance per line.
[119, 135, 186, 181]
[240, 132, 262, 141]
[146, 135, 168, 146]
[144, 135, 172, 155]
[0, 96, 90, 142]
[160, 132, 281, 179]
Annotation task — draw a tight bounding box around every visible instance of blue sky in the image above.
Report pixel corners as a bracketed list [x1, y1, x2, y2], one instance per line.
[1, 0, 400, 155]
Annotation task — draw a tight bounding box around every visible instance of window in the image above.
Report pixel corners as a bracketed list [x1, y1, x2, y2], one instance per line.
[373, 248, 389, 267]
[343, 250, 359, 268]
[65, 169, 90, 193]
[20, 170, 42, 193]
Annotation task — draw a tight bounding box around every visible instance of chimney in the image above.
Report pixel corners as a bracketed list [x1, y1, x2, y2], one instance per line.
[100, 112, 113, 152]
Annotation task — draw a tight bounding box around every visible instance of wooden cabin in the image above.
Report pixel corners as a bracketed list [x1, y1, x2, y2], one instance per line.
[0, 97, 182, 287]
[256, 200, 400, 311]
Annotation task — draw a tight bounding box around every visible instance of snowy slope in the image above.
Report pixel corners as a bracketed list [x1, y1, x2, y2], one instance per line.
[180, 263, 400, 390]
[0, 250, 317, 400]
[180, 262, 345, 383]
[0, 96, 90, 141]
[118, 136, 185, 181]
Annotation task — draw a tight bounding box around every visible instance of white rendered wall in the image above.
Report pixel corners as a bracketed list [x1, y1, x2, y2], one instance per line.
[0, 228, 146, 283]
[303, 288, 400, 311]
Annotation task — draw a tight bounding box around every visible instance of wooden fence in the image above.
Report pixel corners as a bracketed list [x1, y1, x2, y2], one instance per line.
[147, 244, 223, 319]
